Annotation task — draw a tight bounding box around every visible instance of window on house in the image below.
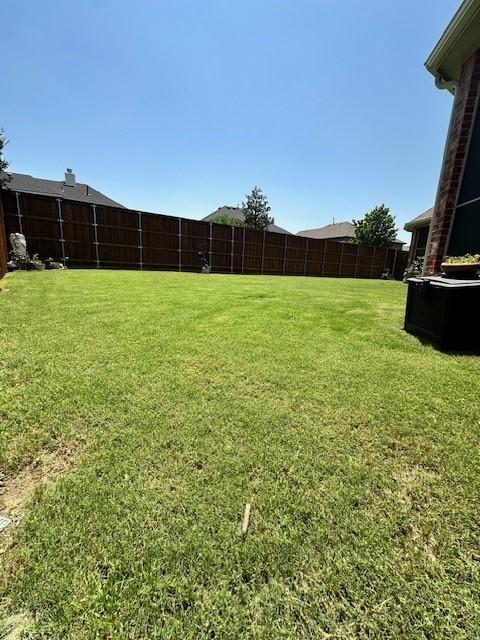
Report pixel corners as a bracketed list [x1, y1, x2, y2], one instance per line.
[414, 226, 429, 258]
[447, 98, 480, 255]
[458, 99, 480, 206]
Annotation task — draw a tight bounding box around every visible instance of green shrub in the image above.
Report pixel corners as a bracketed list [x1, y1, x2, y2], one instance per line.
[404, 257, 424, 278]
[444, 253, 480, 264]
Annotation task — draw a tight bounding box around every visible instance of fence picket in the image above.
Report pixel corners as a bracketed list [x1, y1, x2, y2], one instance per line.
[15, 193, 23, 234]
[138, 211, 143, 270]
[92, 204, 100, 268]
[241, 227, 246, 274]
[178, 218, 182, 271]
[261, 231, 266, 274]
[303, 238, 309, 276]
[57, 199, 66, 264]
[338, 242, 344, 277]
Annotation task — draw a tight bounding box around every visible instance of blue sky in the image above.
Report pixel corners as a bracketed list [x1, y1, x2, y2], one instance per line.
[4, 0, 460, 241]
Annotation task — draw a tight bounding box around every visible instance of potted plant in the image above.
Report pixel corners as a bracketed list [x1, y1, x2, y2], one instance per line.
[441, 253, 480, 278]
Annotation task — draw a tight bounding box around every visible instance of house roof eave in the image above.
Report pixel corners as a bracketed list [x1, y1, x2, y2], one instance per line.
[425, 0, 480, 88]
[404, 219, 432, 232]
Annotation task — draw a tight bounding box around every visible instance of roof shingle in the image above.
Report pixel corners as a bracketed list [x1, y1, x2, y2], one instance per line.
[404, 208, 434, 231]
[3, 172, 124, 208]
[203, 206, 291, 234]
[296, 221, 404, 246]
[296, 221, 356, 240]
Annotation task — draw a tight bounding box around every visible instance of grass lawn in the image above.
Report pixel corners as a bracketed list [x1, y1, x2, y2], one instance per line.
[1, 270, 480, 639]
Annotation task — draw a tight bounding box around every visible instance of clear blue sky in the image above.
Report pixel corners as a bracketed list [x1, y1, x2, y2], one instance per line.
[4, 0, 460, 241]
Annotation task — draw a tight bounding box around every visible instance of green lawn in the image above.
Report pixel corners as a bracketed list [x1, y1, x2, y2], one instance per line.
[1, 270, 480, 639]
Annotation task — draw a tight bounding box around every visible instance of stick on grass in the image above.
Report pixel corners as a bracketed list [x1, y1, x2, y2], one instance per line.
[241, 503, 251, 537]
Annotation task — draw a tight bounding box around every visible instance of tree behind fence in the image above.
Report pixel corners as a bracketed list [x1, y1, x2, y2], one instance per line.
[0, 191, 408, 279]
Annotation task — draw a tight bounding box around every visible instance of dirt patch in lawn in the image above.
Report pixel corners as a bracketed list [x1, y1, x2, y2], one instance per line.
[396, 465, 438, 562]
[0, 612, 34, 640]
[0, 446, 75, 521]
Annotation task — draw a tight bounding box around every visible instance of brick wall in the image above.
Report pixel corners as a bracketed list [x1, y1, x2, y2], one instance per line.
[424, 48, 480, 275]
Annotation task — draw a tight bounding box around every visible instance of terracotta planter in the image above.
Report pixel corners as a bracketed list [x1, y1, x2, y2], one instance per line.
[441, 262, 480, 278]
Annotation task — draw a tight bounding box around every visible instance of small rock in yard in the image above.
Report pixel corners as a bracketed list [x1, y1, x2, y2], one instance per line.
[0, 516, 12, 533]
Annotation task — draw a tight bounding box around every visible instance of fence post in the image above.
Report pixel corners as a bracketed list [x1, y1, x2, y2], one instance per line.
[230, 226, 235, 274]
[369, 247, 376, 279]
[261, 231, 266, 274]
[0, 194, 7, 277]
[322, 241, 327, 276]
[138, 211, 143, 270]
[241, 227, 246, 274]
[15, 192, 23, 234]
[92, 205, 100, 268]
[354, 245, 359, 278]
[303, 238, 309, 276]
[178, 218, 182, 271]
[382, 247, 388, 276]
[392, 249, 398, 279]
[338, 242, 344, 277]
[283, 234, 288, 275]
[209, 222, 213, 271]
[57, 199, 66, 265]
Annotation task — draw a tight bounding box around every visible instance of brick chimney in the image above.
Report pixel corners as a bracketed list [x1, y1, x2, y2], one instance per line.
[64, 168, 76, 187]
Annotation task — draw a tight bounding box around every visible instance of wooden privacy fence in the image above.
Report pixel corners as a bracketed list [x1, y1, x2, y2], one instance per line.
[0, 191, 408, 279]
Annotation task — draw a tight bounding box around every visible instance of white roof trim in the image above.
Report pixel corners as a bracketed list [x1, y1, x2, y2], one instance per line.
[426, 0, 480, 80]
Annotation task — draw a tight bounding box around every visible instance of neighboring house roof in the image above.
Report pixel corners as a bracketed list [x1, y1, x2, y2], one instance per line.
[296, 221, 405, 246]
[404, 207, 434, 232]
[3, 170, 124, 208]
[297, 221, 355, 240]
[203, 206, 292, 234]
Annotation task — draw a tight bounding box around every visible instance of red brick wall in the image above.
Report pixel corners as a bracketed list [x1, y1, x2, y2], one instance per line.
[0, 193, 8, 278]
[424, 49, 480, 275]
